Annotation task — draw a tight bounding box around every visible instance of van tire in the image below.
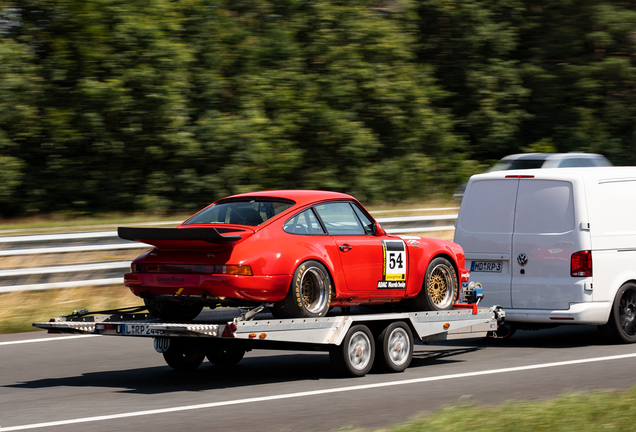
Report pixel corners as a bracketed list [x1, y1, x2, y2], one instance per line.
[598, 282, 636, 344]
[408, 257, 458, 311]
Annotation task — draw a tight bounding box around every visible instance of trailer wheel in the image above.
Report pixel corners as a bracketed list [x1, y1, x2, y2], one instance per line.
[375, 322, 413, 373]
[162, 339, 205, 370]
[408, 257, 458, 311]
[144, 298, 203, 322]
[206, 346, 246, 367]
[272, 260, 332, 319]
[330, 325, 374, 377]
[598, 282, 636, 344]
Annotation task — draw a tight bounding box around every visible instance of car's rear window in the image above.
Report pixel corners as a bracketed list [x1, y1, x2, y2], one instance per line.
[490, 159, 545, 171]
[184, 199, 294, 227]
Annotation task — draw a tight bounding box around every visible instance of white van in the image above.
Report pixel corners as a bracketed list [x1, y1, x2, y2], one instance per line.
[454, 167, 636, 343]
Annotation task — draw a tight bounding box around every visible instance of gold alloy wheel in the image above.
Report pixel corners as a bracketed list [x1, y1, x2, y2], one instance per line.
[302, 275, 316, 308]
[427, 264, 454, 308]
[300, 266, 330, 314]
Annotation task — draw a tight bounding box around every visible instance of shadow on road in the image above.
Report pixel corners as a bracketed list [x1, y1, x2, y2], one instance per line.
[6, 345, 485, 394]
[4, 325, 609, 395]
[436, 324, 606, 349]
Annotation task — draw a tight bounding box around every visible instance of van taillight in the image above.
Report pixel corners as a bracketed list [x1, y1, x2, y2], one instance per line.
[571, 251, 592, 277]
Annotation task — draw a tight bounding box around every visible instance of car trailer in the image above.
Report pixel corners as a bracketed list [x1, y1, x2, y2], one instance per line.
[33, 288, 504, 377]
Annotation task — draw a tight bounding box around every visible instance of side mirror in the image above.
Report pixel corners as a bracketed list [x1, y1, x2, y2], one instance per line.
[374, 222, 386, 236]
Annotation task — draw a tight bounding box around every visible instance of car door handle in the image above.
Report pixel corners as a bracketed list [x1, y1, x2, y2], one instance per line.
[339, 245, 353, 252]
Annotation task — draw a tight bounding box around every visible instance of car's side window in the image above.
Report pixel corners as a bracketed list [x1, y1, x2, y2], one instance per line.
[352, 204, 375, 235]
[313, 202, 365, 235]
[283, 209, 325, 235]
[558, 158, 595, 168]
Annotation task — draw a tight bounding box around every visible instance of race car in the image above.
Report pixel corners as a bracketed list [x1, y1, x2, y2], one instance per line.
[119, 190, 470, 321]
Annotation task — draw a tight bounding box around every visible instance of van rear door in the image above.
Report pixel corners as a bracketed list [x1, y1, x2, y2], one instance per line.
[454, 179, 519, 308]
[510, 179, 585, 309]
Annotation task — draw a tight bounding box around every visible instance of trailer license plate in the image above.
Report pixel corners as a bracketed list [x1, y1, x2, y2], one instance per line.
[120, 324, 166, 336]
[471, 261, 502, 272]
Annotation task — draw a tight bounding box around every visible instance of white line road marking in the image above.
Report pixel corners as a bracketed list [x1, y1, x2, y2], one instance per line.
[0, 335, 99, 346]
[2, 352, 636, 431]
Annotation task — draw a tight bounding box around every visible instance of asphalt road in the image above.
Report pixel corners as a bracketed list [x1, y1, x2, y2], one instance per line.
[2, 325, 636, 432]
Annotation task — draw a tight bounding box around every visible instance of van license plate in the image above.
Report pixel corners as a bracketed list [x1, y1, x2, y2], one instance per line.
[471, 261, 502, 272]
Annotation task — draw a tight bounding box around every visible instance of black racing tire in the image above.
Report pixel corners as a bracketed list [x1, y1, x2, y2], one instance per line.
[330, 325, 375, 377]
[144, 298, 204, 322]
[598, 282, 636, 344]
[206, 346, 246, 367]
[408, 257, 458, 311]
[271, 260, 332, 319]
[374, 321, 413, 373]
[162, 339, 206, 370]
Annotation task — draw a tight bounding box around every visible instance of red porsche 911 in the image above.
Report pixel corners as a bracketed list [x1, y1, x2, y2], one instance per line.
[119, 190, 469, 321]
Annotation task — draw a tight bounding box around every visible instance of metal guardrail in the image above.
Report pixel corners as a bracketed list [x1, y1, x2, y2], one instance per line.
[0, 210, 458, 293]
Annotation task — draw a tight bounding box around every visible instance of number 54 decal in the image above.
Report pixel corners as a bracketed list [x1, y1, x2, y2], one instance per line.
[382, 240, 406, 282]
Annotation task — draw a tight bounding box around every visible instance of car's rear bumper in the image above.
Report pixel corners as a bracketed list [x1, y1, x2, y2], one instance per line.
[124, 273, 292, 302]
[503, 302, 612, 325]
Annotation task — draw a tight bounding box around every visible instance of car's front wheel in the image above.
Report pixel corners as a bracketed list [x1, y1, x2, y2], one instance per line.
[407, 257, 458, 311]
[271, 260, 332, 319]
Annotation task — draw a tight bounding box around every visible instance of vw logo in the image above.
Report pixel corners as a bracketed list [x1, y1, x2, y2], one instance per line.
[517, 253, 528, 266]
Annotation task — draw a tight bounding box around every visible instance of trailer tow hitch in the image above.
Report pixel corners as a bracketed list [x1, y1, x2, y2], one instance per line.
[236, 303, 274, 323]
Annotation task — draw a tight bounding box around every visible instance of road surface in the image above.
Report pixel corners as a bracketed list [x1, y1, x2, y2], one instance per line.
[1, 325, 635, 431]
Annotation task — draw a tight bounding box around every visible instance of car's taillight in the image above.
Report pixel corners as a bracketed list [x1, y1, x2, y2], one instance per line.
[218, 265, 253, 276]
[571, 250, 592, 277]
[131, 263, 252, 276]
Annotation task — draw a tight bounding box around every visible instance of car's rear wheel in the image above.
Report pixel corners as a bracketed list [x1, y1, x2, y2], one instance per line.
[407, 257, 458, 311]
[598, 282, 636, 344]
[271, 260, 332, 319]
[144, 298, 203, 322]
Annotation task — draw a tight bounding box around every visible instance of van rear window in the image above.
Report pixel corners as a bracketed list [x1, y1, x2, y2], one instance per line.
[459, 180, 517, 233]
[514, 180, 574, 234]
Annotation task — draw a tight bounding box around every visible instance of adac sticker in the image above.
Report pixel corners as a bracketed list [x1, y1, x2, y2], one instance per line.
[378, 240, 407, 289]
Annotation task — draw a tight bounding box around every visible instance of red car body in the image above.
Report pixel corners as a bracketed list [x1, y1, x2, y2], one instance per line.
[120, 190, 469, 316]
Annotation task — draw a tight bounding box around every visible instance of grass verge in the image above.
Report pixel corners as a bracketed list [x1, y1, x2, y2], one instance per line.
[0, 285, 143, 334]
[376, 386, 636, 432]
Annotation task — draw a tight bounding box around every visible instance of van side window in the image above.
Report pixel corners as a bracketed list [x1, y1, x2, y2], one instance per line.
[515, 180, 575, 234]
[458, 180, 517, 233]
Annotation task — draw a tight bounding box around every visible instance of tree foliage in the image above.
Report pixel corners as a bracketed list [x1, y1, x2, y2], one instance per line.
[0, 0, 634, 217]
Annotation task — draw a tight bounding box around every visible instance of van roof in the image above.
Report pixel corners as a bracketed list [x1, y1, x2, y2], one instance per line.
[470, 166, 636, 183]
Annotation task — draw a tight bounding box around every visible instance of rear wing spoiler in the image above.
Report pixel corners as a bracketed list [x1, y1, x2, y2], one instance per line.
[118, 227, 241, 245]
